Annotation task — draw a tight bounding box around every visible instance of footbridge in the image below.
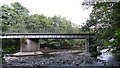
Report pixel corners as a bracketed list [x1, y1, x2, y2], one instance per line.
[1, 33, 95, 56]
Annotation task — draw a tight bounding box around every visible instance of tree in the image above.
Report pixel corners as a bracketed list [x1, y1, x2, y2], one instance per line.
[82, 0, 120, 46]
[0, 2, 30, 33]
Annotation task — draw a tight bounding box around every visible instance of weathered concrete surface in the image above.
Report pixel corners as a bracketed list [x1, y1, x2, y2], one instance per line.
[14, 38, 43, 56]
[13, 51, 43, 56]
[20, 38, 40, 52]
[79, 52, 91, 56]
[85, 38, 90, 52]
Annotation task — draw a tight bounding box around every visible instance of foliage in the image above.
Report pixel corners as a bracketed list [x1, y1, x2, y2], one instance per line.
[0, 2, 80, 33]
[82, 1, 120, 46]
[2, 39, 20, 55]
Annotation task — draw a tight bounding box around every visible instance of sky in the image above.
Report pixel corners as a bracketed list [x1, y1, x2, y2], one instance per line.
[0, 0, 92, 25]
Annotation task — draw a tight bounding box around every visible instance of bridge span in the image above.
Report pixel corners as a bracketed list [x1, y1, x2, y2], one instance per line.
[1, 33, 95, 56]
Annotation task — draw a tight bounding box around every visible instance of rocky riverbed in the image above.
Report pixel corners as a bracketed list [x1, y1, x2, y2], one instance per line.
[2, 49, 120, 67]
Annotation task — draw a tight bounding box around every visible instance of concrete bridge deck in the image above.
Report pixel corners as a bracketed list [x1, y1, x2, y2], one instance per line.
[0, 33, 95, 39]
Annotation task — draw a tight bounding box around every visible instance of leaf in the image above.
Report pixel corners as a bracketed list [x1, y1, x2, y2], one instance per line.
[103, 41, 110, 46]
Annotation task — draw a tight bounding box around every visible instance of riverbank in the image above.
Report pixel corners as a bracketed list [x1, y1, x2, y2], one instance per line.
[2, 49, 120, 67]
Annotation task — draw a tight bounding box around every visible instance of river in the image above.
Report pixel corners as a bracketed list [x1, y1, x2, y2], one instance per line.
[97, 49, 120, 66]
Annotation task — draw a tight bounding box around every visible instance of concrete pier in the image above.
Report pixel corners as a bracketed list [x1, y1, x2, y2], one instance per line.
[14, 38, 43, 56]
[20, 38, 40, 52]
[85, 38, 90, 52]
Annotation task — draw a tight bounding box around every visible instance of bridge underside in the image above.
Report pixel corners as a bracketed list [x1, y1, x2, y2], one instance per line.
[13, 38, 93, 56]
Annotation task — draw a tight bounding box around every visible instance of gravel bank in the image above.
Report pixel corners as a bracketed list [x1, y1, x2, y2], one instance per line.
[3, 50, 120, 66]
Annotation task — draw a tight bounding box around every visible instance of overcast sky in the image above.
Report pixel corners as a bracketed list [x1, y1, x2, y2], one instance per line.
[0, 0, 92, 25]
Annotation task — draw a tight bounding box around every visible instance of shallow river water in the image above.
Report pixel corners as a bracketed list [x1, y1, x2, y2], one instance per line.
[97, 49, 120, 66]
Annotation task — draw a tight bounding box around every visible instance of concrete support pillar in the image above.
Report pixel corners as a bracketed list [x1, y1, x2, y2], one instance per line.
[85, 38, 90, 52]
[84, 38, 98, 56]
[20, 38, 40, 52]
[14, 38, 43, 56]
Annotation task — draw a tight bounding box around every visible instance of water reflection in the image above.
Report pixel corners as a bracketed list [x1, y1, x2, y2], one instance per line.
[98, 52, 115, 62]
[97, 49, 120, 66]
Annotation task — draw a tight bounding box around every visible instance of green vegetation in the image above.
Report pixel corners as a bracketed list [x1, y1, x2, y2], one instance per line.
[82, 1, 120, 49]
[1, 2, 80, 33]
[2, 39, 20, 55]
